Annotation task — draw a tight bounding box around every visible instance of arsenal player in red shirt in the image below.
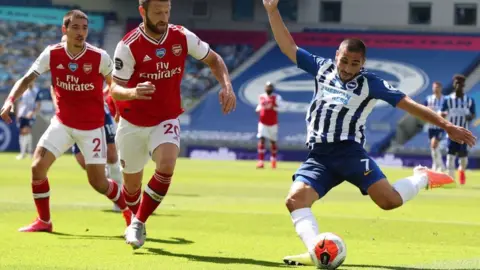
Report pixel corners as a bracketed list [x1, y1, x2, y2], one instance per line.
[110, 0, 236, 249]
[256, 81, 282, 169]
[0, 10, 131, 232]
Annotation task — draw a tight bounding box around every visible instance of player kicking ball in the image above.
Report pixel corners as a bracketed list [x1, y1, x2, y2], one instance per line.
[0, 10, 132, 233]
[262, 0, 476, 266]
[110, 0, 236, 249]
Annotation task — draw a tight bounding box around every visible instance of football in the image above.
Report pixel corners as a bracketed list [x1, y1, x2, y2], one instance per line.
[309, 232, 347, 269]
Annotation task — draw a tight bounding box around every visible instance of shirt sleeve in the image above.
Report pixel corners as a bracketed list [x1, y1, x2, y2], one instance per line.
[368, 76, 406, 107]
[184, 27, 210, 60]
[112, 41, 135, 82]
[99, 49, 113, 77]
[296, 47, 327, 77]
[27, 46, 51, 76]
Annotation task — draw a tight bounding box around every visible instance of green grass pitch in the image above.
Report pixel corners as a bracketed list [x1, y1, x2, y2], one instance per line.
[0, 153, 479, 270]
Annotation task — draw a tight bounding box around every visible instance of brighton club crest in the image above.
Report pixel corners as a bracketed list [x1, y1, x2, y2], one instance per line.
[172, 44, 182, 56]
[83, 63, 92, 74]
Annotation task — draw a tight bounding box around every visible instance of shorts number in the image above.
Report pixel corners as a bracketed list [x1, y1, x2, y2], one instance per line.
[361, 159, 370, 171]
[164, 123, 180, 136]
[93, 138, 101, 152]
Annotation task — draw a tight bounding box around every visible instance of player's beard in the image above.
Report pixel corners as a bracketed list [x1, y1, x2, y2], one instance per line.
[266, 90, 273, 95]
[145, 16, 167, 35]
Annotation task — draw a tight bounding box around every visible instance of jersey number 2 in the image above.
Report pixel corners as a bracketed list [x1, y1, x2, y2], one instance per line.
[93, 138, 101, 152]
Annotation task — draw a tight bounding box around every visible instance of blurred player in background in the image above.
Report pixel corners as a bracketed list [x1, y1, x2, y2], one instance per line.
[0, 10, 131, 232]
[15, 82, 40, 160]
[424, 81, 446, 171]
[256, 81, 281, 169]
[263, 0, 475, 266]
[111, 0, 236, 249]
[441, 75, 476, 185]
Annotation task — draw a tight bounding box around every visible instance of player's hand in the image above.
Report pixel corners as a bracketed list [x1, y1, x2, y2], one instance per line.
[219, 84, 236, 114]
[114, 113, 120, 123]
[133, 82, 155, 100]
[0, 101, 13, 124]
[446, 124, 477, 147]
[263, 0, 279, 13]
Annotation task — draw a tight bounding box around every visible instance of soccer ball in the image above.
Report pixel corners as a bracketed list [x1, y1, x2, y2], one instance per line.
[309, 232, 347, 269]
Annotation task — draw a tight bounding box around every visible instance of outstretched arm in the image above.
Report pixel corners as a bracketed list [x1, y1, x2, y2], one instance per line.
[264, 0, 298, 63]
[397, 96, 476, 146]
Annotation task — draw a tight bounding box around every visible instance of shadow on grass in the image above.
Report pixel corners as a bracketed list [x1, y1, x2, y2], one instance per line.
[50, 232, 193, 245]
[137, 247, 287, 268]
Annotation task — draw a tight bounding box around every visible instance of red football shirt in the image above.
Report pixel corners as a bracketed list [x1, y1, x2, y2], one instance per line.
[258, 93, 282, 126]
[113, 23, 210, 127]
[29, 42, 113, 130]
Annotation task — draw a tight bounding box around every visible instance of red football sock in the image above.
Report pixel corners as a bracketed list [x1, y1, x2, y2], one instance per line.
[258, 141, 265, 161]
[271, 142, 277, 160]
[122, 185, 141, 214]
[105, 179, 127, 211]
[136, 171, 172, 223]
[32, 178, 51, 223]
[459, 170, 466, 185]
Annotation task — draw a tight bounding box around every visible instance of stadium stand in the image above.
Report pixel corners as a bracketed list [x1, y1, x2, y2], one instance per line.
[0, 21, 104, 92]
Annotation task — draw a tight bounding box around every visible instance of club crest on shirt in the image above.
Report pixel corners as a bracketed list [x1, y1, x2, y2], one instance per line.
[156, 48, 166, 58]
[83, 63, 92, 74]
[172, 44, 182, 56]
[68, 63, 78, 72]
[346, 80, 358, 90]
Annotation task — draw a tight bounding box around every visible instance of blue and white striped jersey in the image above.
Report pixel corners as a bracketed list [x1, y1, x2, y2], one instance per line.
[297, 48, 406, 146]
[423, 94, 445, 130]
[442, 93, 475, 129]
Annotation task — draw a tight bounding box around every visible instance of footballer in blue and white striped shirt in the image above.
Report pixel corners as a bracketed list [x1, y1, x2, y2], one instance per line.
[423, 82, 446, 172]
[262, 0, 476, 267]
[441, 75, 476, 184]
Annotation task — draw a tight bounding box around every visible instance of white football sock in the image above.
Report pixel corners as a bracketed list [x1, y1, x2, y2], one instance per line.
[392, 172, 428, 204]
[108, 162, 123, 185]
[19, 135, 27, 155]
[25, 133, 33, 155]
[291, 208, 319, 250]
[435, 147, 445, 171]
[430, 148, 437, 170]
[446, 154, 456, 179]
[459, 157, 468, 171]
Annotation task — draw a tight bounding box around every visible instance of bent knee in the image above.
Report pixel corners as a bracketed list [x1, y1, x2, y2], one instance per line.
[285, 183, 319, 212]
[373, 194, 402, 210]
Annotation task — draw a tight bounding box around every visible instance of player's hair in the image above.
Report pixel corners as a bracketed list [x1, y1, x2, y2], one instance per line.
[339, 38, 367, 57]
[432, 81, 442, 87]
[63, 10, 88, 28]
[453, 74, 466, 83]
[139, 0, 169, 9]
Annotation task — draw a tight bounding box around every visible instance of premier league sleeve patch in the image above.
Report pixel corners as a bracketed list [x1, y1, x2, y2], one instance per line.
[115, 58, 124, 70]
